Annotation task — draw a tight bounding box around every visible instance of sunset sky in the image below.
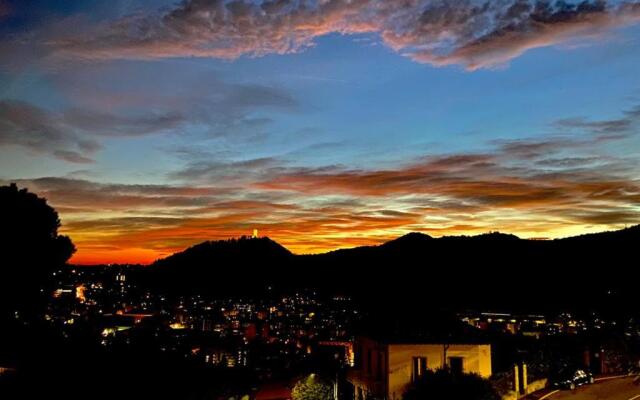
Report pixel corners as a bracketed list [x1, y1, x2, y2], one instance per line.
[1, 0, 640, 264]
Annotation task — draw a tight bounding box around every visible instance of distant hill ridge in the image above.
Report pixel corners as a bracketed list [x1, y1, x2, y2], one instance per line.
[144, 225, 640, 313]
[153, 224, 640, 266]
[153, 236, 292, 268]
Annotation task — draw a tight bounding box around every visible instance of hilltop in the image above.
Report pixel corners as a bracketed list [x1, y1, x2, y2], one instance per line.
[144, 226, 640, 314]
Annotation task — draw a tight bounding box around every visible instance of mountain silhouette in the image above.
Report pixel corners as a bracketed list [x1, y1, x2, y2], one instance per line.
[380, 232, 433, 248]
[154, 236, 292, 268]
[146, 226, 640, 315]
[150, 236, 293, 295]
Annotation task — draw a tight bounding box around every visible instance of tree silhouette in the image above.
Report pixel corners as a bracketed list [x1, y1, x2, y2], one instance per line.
[292, 374, 333, 400]
[0, 183, 75, 319]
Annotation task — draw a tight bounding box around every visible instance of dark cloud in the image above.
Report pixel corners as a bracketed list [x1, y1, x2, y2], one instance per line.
[493, 137, 574, 159]
[555, 116, 633, 134]
[535, 156, 603, 167]
[0, 100, 102, 163]
[55, 67, 297, 140]
[0, 71, 298, 163]
[62, 108, 186, 137]
[0, 98, 190, 163]
[53, 150, 95, 164]
[553, 206, 640, 225]
[169, 157, 283, 182]
[25, 177, 227, 197]
[225, 84, 297, 109]
[553, 102, 640, 142]
[4, 177, 236, 212]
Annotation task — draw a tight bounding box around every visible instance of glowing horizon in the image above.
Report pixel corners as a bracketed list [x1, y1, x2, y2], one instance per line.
[2, 1, 640, 265]
[57, 208, 630, 265]
[61, 221, 629, 265]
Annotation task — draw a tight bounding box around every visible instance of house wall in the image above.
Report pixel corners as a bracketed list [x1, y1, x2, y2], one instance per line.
[356, 338, 387, 382]
[386, 344, 492, 400]
[350, 337, 388, 400]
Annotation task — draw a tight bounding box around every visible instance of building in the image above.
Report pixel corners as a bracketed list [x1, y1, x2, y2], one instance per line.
[348, 336, 492, 400]
[0, 366, 16, 376]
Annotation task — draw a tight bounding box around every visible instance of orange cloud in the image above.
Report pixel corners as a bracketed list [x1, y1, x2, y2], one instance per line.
[409, 2, 640, 70]
[10, 123, 640, 264]
[41, 0, 640, 70]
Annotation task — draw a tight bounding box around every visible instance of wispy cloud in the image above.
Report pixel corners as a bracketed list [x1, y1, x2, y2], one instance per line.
[407, 0, 640, 69]
[0, 70, 298, 163]
[6, 102, 638, 263]
[0, 100, 102, 163]
[169, 157, 283, 183]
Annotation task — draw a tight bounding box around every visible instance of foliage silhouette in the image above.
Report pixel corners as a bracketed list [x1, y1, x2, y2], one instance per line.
[292, 374, 333, 400]
[0, 183, 75, 319]
[404, 369, 500, 400]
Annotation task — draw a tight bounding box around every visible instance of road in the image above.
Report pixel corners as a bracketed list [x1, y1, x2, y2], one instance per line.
[536, 377, 640, 400]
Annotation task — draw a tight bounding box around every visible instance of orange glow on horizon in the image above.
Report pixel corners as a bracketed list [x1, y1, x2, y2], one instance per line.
[69, 247, 172, 265]
[64, 223, 618, 265]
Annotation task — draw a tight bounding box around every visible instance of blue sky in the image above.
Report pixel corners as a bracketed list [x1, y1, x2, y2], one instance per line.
[1, 0, 640, 263]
